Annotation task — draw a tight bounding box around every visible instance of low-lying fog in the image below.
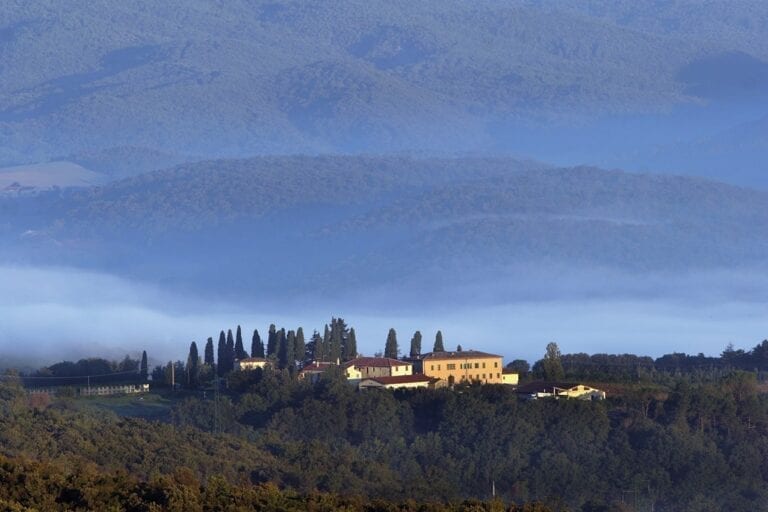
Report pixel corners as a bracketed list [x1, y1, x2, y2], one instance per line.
[1, 265, 766, 370]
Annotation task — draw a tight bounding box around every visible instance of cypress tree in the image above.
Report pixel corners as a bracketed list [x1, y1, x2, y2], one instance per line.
[433, 330, 445, 352]
[384, 328, 398, 359]
[251, 329, 265, 358]
[294, 327, 306, 366]
[346, 328, 358, 360]
[140, 351, 148, 381]
[234, 325, 247, 360]
[309, 330, 323, 362]
[216, 331, 227, 377]
[226, 330, 235, 372]
[281, 330, 296, 369]
[322, 325, 331, 362]
[275, 328, 287, 368]
[204, 337, 215, 366]
[266, 324, 278, 358]
[187, 342, 200, 388]
[330, 323, 342, 363]
[409, 331, 422, 358]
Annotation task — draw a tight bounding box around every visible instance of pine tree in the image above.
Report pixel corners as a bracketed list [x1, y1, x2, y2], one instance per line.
[204, 337, 215, 366]
[433, 330, 445, 352]
[385, 328, 398, 359]
[409, 331, 422, 358]
[187, 342, 200, 388]
[251, 329, 265, 358]
[543, 342, 565, 381]
[266, 324, 278, 358]
[294, 327, 306, 366]
[346, 328, 358, 360]
[226, 330, 235, 372]
[234, 325, 248, 360]
[140, 351, 148, 381]
[216, 331, 227, 377]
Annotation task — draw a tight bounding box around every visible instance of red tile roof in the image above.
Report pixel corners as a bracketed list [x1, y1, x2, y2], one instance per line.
[419, 350, 501, 360]
[362, 374, 435, 385]
[343, 357, 411, 369]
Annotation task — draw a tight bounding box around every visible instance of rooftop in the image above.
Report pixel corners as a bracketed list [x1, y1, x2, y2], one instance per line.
[363, 375, 435, 385]
[419, 350, 502, 360]
[344, 357, 412, 369]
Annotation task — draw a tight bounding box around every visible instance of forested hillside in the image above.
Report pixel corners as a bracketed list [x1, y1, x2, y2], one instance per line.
[3, 364, 768, 511]
[2, 0, 768, 176]
[2, 156, 766, 298]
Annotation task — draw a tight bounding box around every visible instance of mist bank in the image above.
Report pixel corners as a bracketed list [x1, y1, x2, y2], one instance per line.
[0, 265, 766, 370]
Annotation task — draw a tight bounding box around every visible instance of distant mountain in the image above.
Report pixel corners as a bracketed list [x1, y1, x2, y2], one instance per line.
[2, 1, 768, 170]
[3, 155, 766, 301]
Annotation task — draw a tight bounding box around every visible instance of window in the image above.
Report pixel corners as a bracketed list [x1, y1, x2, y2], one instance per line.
[431, 365, 434, 371]
[437, 364, 441, 371]
[482, 373, 486, 379]
[494, 362, 498, 368]
[497, 373, 500, 378]
[482, 362, 486, 368]
[447, 364, 456, 370]
[474, 363, 479, 369]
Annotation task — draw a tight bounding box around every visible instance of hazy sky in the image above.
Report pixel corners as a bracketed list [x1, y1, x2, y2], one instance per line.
[1, 265, 766, 369]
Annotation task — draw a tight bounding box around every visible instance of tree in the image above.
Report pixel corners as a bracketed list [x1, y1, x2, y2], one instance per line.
[234, 325, 248, 360]
[346, 328, 357, 360]
[251, 329, 265, 358]
[323, 325, 331, 362]
[409, 331, 422, 357]
[140, 351, 148, 381]
[434, 330, 445, 352]
[187, 342, 200, 388]
[308, 330, 323, 362]
[279, 330, 296, 369]
[226, 330, 235, 370]
[507, 359, 530, 374]
[266, 324, 278, 358]
[204, 337, 215, 366]
[216, 331, 227, 377]
[385, 328, 399, 359]
[275, 329, 287, 368]
[294, 328, 306, 366]
[542, 342, 565, 381]
[457, 344, 463, 352]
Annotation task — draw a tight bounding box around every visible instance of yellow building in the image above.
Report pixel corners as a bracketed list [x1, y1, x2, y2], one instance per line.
[516, 381, 606, 400]
[358, 374, 438, 391]
[237, 357, 270, 371]
[418, 350, 503, 385]
[343, 357, 412, 381]
[502, 369, 519, 386]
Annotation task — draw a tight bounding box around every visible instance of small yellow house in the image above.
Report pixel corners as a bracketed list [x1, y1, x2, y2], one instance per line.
[343, 357, 412, 381]
[515, 381, 606, 400]
[502, 369, 519, 386]
[237, 357, 270, 371]
[418, 350, 503, 385]
[358, 374, 438, 390]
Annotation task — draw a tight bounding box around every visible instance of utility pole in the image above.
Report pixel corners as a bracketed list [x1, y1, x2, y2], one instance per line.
[171, 363, 175, 390]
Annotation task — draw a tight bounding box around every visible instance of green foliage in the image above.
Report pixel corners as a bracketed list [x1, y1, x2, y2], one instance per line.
[252, 329, 265, 358]
[434, 331, 445, 352]
[385, 328, 399, 359]
[410, 331, 423, 357]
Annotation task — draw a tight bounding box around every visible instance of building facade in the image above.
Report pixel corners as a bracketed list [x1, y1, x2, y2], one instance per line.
[237, 358, 270, 371]
[343, 357, 412, 381]
[418, 350, 503, 385]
